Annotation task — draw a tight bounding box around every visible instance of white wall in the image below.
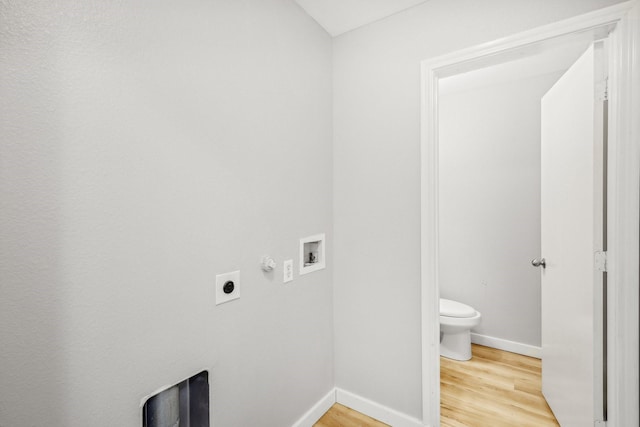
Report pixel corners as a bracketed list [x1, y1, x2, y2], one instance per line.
[332, 0, 625, 419]
[439, 71, 564, 348]
[0, 1, 333, 426]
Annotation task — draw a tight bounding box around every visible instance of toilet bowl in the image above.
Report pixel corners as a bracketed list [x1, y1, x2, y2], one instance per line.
[439, 298, 481, 361]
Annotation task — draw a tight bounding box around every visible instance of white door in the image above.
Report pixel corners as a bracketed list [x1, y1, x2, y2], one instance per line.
[540, 42, 606, 426]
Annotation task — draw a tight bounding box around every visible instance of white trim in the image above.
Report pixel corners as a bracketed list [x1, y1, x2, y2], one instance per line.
[422, 3, 631, 75]
[419, 50, 441, 427]
[420, 3, 638, 426]
[470, 333, 541, 359]
[336, 388, 426, 427]
[606, 3, 640, 425]
[290, 388, 336, 427]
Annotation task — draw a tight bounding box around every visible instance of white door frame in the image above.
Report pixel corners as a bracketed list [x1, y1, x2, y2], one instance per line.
[419, 2, 639, 426]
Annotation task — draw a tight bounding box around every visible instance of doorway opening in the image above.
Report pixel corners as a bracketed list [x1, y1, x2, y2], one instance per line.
[419, 2, 639, 426]
[436, 38, 601, 426]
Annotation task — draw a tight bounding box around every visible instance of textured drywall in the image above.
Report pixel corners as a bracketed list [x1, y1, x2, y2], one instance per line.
[439, 71, 564, 348]
[332, 0, 625, 419]
[0, 1, 333, 426]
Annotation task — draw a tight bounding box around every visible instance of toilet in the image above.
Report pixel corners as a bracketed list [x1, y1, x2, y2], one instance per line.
[439, 298, 482, 361]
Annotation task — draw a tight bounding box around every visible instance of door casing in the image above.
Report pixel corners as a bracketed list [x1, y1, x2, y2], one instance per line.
[419, 2, 640, 426]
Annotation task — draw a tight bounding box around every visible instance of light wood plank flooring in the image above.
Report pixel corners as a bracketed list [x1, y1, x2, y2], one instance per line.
[315, 345, 558, 426]
[314, 403, 389, 427]
[441, 344, 559, 427]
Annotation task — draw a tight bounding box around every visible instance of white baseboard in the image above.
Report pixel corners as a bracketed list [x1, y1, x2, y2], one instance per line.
[335, 388, 425, 427]
[291, 389, 336, 427]
[291, 387, 428, 427]
[471, 333, 541, 359]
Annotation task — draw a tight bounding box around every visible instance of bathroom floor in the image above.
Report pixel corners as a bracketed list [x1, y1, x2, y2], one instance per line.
[441, 344, 559, 427]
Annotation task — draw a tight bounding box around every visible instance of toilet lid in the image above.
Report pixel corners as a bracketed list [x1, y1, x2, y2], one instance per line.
[440, 298, 476, 318]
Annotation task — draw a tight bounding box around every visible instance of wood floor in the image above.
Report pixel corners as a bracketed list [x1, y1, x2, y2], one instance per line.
[441, 344, 559, 427]
[314, 403, 389, 427]
[315, 345, 559, 427]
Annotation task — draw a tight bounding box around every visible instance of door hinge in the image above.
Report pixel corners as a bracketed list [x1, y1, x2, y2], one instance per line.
[595, 251, 607, 272]
[596, 79, 608, 101]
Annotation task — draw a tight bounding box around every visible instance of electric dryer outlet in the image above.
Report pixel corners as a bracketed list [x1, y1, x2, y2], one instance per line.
[215, 270, 240, 305]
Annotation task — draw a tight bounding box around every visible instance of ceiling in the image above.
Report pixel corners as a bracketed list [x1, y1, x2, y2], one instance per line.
[294, 0, 430, 37]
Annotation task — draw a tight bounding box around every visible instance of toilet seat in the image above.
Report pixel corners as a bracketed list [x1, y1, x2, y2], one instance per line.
[440, 298, 476, 318]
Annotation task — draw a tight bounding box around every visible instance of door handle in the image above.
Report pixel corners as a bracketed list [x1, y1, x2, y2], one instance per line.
[531, 258, 546, 268]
